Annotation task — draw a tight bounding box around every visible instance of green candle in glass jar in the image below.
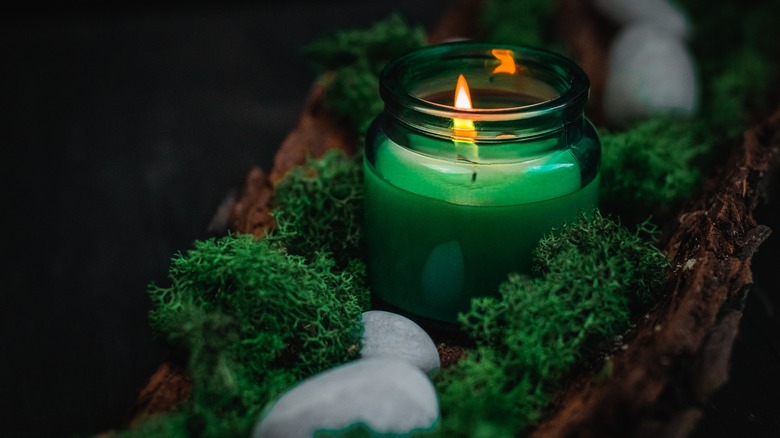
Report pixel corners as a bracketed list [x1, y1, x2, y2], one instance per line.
[364, 43, 601, 325]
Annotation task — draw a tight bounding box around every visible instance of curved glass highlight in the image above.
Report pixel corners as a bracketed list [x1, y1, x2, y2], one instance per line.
[364, 42, 601, 324]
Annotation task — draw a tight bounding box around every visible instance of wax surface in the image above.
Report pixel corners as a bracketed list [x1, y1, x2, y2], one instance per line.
[373, 136, 582, 206]
[364, 153, 599, 323]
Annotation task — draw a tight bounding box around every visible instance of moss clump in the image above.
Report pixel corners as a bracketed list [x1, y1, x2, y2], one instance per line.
[677, 0, 779, 136]
[705, 48, 774, 138]
[598, 114, 714, 220]
[302, 13, 426, 76]
[122, 234, 369, 437]
[116, 412, 190, 438]
[314, 423, 439, 438]
[531, 211, 669, 308]
[480, 0, 557, 49]
[302, 13, 426, 135]
[269, 150, 365, 268]
[434, 211, 669, 436]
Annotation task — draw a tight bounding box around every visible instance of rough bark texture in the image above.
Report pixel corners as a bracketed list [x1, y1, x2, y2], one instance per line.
[225, 74, 360, 238]
[123, 361, 192, 427]
[437, 342, 469, 369]
[222, 166, 275, 239]
[267, 74, 360, 184]
[530, 108, 779, 438]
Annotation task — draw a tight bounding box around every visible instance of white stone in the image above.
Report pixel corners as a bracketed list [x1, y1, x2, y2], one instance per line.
[252, 358, 440, 438]
[360, 310, 440, 373]
[594, 0, 690, 38]
[603, 24, 698, 127]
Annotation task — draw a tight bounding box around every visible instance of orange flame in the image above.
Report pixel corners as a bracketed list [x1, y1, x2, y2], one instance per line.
[453, 74, 475, 141]
[491, 49, 516, 74]
[454, 74, 473, 110]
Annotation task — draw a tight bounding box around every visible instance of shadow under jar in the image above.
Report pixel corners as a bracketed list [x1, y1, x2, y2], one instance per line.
[364, 42, 600, 326]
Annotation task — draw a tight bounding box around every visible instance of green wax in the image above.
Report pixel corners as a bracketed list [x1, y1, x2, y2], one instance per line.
[373, 134, 582, 205]
[364, 139, 599, 324]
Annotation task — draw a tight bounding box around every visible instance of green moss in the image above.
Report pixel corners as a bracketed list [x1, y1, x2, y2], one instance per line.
[322, 64, 386, 136]
[670, 0, 778, 136]
[434, 347, 531, 438]
[314, 423, 440, 438]
[480, 0, 557, 49]
[302, 13, 426, 134]
[303, 13, 426, 74]
[705, 48, 774, 138]
[532, 212, 669, 307]
[434, 211, 669, 436]
[149, 235, 368, 374]
[598, 114, 715, 220]
[114, 411, 190, 438]
[123, 234, 368, 437]
[269, 150, 365, 268]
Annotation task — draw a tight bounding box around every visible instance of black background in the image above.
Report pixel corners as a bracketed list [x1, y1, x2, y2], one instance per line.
[1, 1, 778, 437]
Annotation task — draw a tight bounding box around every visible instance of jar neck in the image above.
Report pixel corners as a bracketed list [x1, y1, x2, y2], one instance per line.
[379, 42, 590, 153]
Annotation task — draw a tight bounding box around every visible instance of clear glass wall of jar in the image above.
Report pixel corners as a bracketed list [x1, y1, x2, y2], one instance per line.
[364, 42, 601, 325]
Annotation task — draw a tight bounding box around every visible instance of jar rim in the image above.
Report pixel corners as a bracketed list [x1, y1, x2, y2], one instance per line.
[379, 42, 590, 139]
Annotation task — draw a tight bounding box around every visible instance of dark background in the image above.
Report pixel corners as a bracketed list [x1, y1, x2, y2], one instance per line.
[1, 1, 778, 437]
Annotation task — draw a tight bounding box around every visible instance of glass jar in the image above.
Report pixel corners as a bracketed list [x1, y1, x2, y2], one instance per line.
[364, 42, 600, 325]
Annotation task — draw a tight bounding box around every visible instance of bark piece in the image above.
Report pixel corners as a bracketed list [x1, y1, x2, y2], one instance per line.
[225, 166, 275, 238]
[226, 77, 358, 236]
[437, 342, 469, 369]
[530, 109, 779, 438]
[124, 361, 192, 427]
[267, 76, 359, 184]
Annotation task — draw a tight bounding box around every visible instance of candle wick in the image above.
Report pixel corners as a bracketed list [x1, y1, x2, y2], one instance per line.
[456, 154, 478, 164]
[472, 171, 477, 182]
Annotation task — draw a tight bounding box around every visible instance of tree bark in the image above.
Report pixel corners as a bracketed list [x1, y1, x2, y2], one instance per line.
[530, 108, 779, 438]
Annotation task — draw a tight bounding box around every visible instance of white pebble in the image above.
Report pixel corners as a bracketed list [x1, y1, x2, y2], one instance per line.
[594, 0, 690, 38]
[361, 310, 440, 373]
[253, 358, 440, 438]
[603, 24, 698, 127]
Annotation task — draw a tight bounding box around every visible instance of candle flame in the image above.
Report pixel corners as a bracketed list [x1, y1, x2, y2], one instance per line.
[453, 74, 475, 141]
[491, 49, 517, 74]
[454, 74, 473, 109]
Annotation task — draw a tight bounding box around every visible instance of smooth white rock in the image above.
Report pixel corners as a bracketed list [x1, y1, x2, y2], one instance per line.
[594, 0, 690, 37]
[253, 358, 440, 438]
[603, 24, 698, 127]
[360, 310, 441, 373]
